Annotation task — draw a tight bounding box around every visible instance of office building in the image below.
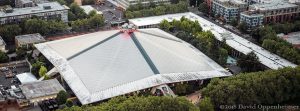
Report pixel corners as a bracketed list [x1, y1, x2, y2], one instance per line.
[212, 0, 247, 23]
[240, 10, 264, 28]
[0, 2, 69, 25]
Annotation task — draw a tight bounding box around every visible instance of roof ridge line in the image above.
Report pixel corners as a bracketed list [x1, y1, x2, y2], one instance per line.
[131, 33, 160, 74]
[138, 30, 182, 43]
[67, 31, 122, 60]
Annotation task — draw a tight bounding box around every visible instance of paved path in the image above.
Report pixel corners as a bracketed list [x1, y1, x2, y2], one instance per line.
[186, 91, 201, 104]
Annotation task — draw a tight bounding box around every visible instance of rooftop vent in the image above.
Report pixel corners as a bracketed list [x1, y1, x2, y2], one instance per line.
[43, 6, 51, 10]
[5, 9, 13, 13]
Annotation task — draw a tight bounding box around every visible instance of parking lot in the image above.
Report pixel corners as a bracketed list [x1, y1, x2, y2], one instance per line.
[92, 0, 124, 27]
[0, 61, 30, 88]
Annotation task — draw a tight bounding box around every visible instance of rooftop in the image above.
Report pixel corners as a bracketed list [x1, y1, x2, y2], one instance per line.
[241, 10, 264, 17]
[16, 72, 37, 84]
[15, 33, 46, 45]
[214, 0, 247, 7]
[278, 32, 300, 45]
[20, 79, 64, 99]
[0, 2, 69, 17]
[80, 5, 103, 15]
[251, 1, 298, 11]
[35, 28, 230, 104]
[129, 12, 297, 69]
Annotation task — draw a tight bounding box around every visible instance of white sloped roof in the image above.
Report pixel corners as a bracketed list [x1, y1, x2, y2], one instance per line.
[35, 28, 230, 105]
[16, 73, 37, 84]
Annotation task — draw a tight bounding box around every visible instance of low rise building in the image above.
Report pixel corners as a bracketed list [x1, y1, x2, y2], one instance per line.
[117, 0, 170, 9]
[212, 0, 247, 23]
[0, 2, 69, 25]
[250, 1, 300, 23]
[0, 36, 7, 52]
[80, 5, 103, 15]
[15, 33, 46, 48]
[20, 79, 65, 104]
[278, 32, 300, 49]
[240, 10, 264, 28]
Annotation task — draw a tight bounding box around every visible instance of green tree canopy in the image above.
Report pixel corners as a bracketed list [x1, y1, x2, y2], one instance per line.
[0, 51, 8, 63]
[198, 3, 208, 14]
[0, 24, 22, 42]
[56, 90, 68, 105]
[201, 66, 300, 109]
[59, 96, 199, 111]
[237, 51, 262, 72]
[237, 21, 248, 33]
[38, 66, 47, 78]
[199, 97, 214, 111]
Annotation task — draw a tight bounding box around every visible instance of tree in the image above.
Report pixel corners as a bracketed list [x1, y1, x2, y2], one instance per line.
[237, 21, 248, 33]
[198, 3, 208, 14]
[237, 52, 262, 72]
[230, 18, 238, 27]
[58, 96, 199, 111]
[68, 11, 76, 21]
[39, 66, 47, 78]
[0, 51, 8, 63]
[125, 11, 134, 19]
[25, 19, 49, 35]
[31, 61, 45, 78]
[201, 66, 300, 108]
[218, 48, 228, 65]
[199, 97, 214, 111]
[16, 47, 27, 60]
[88, 14, 105, 29]
[70, 3, 87, 19]
[0, 24, 22, 42]
[88, 10, 97, 17]
[65, 99, 73, 107]
[56, 90, 68, 105]
[159, 19, 171, 31]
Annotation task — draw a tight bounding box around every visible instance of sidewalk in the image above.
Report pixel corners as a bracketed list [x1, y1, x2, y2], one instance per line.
[186, 91, 201, 104]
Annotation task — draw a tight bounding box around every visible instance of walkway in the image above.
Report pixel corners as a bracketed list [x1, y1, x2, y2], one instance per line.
[186, 91, 201, 104]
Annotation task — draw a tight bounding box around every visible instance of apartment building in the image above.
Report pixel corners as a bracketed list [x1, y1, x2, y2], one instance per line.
[117, 0, 171, 9]
[0, 2, 69, 25]
[212, 0, 247, 23]
[250, 1, 300, 23]
[240, 10, 263, 28]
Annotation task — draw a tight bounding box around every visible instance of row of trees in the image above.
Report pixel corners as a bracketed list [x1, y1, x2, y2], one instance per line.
[71, 11, 105, 32]
[59, 96, 200, 111]
[201, 66, 300, 109]
[252, 26, 300, 64]
[0, 19, 67, 42]
[125, 1, 188, 19]
[0, 4, 104, 43]
[268, 21, 300, 35]
[160, 17, 229, 66]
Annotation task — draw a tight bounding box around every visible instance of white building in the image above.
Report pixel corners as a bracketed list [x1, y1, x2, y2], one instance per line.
[117, 0, 170, 9]
[80, 5, 103, 15]
[35, 28, 230, 105]
[0, 2, 69, 25]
